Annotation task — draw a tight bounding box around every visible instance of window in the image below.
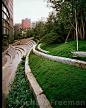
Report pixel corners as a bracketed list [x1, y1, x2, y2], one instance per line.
[4, 7, 7, 13]
[4, 14, 7, 20]
[2, 19, 4, 26]
[7, 29, 9, 35]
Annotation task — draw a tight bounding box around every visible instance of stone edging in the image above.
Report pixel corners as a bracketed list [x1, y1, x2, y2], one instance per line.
[37, 43, 49, 53]
[25, 48, 52, 108]
[71, 51, 86, 57]
[33, 45, 86, 69]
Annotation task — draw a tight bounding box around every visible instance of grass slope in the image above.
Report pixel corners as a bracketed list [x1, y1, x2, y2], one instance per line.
[29, 54, 86, 108]
[40, 40, 86, 61]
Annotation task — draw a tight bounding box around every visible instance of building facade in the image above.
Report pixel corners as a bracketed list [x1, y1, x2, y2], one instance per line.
[2, 0, 13, 52]
[14, 18, 31, 33]
[22, 18, 31, 30]
[14, 23, 22, 33]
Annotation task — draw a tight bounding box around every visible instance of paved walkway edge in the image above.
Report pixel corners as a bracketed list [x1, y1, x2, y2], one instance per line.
[33, 45, 86, 69]
[37, 43, 49, 53]
[25, 48, 52, 108]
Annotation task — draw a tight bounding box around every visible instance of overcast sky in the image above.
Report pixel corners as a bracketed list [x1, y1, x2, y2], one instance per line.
[13, 0, 53, 25]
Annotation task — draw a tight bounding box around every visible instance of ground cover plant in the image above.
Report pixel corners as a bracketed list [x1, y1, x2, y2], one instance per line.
[29, 54, 86, 108]
[40, 40, 86, 61]
[6, 56, 37, 108]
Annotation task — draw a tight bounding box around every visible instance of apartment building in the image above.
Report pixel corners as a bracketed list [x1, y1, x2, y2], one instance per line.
[22, 18, 31, 30]
[14, 18, 31, 33]
[2, 0, 13, 52]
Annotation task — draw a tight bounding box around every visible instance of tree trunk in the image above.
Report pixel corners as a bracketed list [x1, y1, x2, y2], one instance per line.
[83, 22, 85, 40]
[65, 29, 71, 43]
[74, 30, 75, 40]
[75, 9, 78, 51]
[77, 14, 85, 40]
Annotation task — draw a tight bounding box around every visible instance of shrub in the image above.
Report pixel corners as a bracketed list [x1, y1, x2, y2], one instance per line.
[9, 39, 14, 44]
[6, 56, 36, 108]
[39, 31, 64, 44]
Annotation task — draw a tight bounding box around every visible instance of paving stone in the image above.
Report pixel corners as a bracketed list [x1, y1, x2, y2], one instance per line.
[37, 94, 52, 108]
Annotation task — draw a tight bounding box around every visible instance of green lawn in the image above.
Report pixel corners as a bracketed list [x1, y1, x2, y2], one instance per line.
[29, 54, 86, 108]
[40, 40, 86, 61]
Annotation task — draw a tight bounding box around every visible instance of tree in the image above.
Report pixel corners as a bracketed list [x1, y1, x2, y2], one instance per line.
[47, 0, 86, 41]
[40, 30, 64, 44]
[26, 28, 33, 38]
[32, 21, 46, 40]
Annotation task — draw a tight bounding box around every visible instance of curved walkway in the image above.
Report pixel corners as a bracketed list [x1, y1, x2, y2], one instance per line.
[2, 39, 52, 108]
[33, 45, 86, 69]
[2, 39, 36, 108]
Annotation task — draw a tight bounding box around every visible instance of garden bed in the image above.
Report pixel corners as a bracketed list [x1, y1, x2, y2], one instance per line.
[6, 56, 37, 108]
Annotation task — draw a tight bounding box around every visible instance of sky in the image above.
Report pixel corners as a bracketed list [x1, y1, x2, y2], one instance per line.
[13, 0, 53, 25]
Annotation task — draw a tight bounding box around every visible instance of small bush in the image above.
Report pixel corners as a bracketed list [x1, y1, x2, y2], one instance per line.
[40, 31, 64, 44]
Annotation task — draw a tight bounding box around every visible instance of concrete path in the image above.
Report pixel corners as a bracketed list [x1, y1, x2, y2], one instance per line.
[2, 39, 36, 108]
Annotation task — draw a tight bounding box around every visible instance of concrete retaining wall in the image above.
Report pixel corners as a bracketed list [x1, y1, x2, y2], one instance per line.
[12, 41, 20, 46]
[37, 43, 49, 53]
[33, 45, 86, 69]
[25, 49, 52, 108]
[2, 57, 7, 67]
[71, 52, 86, 57]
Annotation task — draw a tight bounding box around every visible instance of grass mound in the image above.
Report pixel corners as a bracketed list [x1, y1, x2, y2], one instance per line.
[29, 54, 86, 108]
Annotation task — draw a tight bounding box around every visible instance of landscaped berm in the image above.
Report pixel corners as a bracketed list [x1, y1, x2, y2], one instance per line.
[2, 0, 86, 108]
[29, 39, 86, 108]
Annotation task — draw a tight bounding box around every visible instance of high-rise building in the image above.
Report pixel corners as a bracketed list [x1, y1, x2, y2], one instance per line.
[2, 0, 13, 52]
